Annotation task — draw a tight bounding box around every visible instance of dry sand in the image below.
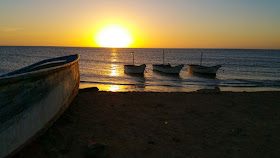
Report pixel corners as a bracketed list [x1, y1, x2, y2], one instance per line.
[15, 88, 280, 158]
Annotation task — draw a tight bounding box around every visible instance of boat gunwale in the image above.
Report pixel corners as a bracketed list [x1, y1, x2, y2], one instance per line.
[187, 64, 221, 69]
[152, 64, 184, 74]
[0, 54, 80, 85]
[124, 64, 146, 67]
[153, 64, 184, 68]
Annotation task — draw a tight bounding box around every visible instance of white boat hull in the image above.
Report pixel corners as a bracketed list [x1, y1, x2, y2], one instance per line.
[0, 55, 80, 157]
[124, 64, 146, 74]
[187, 64, 221, 74]
[153, 64, 184, 74]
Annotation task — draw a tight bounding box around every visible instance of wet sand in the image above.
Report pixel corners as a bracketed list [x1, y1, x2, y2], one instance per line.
[15, 89, 280, 158]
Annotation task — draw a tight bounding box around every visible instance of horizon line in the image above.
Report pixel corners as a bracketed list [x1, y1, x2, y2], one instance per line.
[0, 45, 279, 50]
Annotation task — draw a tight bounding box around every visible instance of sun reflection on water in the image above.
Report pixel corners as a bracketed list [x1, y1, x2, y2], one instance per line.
[81, 50, 124, 92]
[110, 64, 120, 76]
[95, 84, 122, 92]
[110, 51, 118, 62]
[109, 50, 121, 77]
[109, 85, 121, 92]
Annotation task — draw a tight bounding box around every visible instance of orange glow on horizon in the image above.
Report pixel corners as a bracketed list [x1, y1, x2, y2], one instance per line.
[1, 1, 280, 49]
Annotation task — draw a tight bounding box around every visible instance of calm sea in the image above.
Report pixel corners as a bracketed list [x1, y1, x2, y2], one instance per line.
[0, 46, 280, 92]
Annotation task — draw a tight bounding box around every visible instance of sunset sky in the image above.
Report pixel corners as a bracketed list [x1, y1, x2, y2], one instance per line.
[0, 0, 279, 49]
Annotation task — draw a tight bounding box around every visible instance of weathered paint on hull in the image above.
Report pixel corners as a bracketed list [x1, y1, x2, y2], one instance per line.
[0, 55, 80, 158]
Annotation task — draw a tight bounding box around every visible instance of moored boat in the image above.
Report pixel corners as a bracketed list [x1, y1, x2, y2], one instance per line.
[187, 64, 221, 75]
[152, 50, 184, 74]
[187, 51, 221, 75]
[153, 64, 184, 74]
[0, 54, 80, 157]
[124, 64, 146, 74]
[124, 52, 146, 74]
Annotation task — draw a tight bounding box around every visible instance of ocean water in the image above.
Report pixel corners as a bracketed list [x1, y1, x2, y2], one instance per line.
[0, 46, 280, 92]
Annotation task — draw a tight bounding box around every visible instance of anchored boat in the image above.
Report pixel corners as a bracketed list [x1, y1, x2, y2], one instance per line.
[124, 64, 146, 74]
[124, 52, 146, 74]
[0, 54, 80, 157]
[187, 51, 221, 75]
[187, 64, 221, 74]
[153, 50, 184, 74]
[153, 64, 184, 74]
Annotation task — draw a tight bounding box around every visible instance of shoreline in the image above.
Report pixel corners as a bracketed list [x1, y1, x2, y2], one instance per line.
[15, 89, 280, 158]
[79, 82, 280, 93]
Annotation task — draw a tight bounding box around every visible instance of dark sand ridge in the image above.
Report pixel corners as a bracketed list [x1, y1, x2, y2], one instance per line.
[15, 89, 280, 158]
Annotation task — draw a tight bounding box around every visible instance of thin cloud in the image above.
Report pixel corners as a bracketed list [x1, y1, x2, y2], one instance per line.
[0, 27, 24, 32]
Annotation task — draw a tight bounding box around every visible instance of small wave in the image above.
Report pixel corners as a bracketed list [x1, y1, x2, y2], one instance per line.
[81, 80, 184, 88]
[80, 80, 145, 87]
[219, 79, 280, 88]
[239, 70, 280, 74]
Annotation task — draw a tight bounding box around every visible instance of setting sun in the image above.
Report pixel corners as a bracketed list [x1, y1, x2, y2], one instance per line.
[94, 25, 133, 48]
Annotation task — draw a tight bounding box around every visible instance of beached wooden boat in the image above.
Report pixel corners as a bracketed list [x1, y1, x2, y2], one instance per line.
[153, 50, 184, 74]
[0, 54, 80, 157]
[124, 64, 146, 74]
[153, 64, 184, 74]
[187, 64, 221, 75]
[124, 52, 146, 74]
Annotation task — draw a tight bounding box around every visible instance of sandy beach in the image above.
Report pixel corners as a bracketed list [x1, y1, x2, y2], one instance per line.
[15, 89, 280, 158]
